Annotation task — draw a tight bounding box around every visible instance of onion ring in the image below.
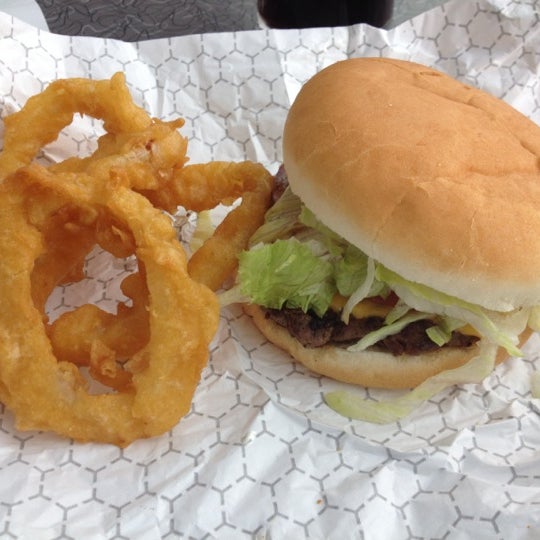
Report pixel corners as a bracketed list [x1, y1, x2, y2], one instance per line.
[0, 163, 219, 446]
[0, 73, 153, 180]
[48, 272, 150, 392]
[145, 161, 274, 290]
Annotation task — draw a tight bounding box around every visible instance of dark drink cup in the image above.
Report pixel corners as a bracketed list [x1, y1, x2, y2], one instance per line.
[258, 0, 394, 29]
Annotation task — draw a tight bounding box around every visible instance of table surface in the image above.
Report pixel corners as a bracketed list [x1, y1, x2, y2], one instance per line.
[34, 0, 448, 40]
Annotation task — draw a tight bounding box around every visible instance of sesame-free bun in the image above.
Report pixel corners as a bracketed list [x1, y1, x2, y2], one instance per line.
[245, 304, 530, 389]
[283, 58, 540, 312]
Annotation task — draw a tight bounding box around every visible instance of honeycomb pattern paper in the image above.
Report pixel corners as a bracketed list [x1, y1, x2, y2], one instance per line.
[0, 0, 540, 537]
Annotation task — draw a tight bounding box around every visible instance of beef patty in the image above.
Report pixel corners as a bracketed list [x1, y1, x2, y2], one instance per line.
[264, 307, 478, 355]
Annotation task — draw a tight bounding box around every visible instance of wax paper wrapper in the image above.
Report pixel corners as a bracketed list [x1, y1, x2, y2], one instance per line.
[1, 0, 540, 537]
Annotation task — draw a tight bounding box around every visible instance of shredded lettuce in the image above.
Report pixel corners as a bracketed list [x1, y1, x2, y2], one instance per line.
[299, 206, 346, 256]
[375, 265, 525, 357]
[531, 371, 540, 399]
[248, 187, 302, 247]
[347, 311, 431, 352]
[385, 301, 413, 325]
[339, 255, 376, 324]
[189, 210, 214, 252]
[325, 341, 498, 423]
[218, 283, 249, 307]
[301, 210, 388, 322]
[425, 317, 467, 347]
[334, 245, 371, 296]
[528, 306, 540, 332]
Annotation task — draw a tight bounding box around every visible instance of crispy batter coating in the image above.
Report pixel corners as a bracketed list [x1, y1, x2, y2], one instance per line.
[0, 165, 219, 446]
[0, 72, 273, 445]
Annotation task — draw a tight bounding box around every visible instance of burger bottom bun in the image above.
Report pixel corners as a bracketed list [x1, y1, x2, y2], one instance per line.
[244, 304, 531, 390]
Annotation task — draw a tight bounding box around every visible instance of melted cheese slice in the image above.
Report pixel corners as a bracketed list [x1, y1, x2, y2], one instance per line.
[329, 294, 393, 319]
[458, 324, 480, 337]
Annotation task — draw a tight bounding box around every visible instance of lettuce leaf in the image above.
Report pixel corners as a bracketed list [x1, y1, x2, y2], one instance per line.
[325, 340, 498, 423]
[237, 238, 335, 317]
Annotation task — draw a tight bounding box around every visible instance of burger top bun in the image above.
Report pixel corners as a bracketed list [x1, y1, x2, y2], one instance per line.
[283, 58, 540, 312]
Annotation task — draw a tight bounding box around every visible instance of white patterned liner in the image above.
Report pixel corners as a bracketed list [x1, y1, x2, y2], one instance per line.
[0, 0, 540, 537]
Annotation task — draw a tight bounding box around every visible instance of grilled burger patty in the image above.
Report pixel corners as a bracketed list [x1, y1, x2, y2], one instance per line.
[263, 307, 479, 355]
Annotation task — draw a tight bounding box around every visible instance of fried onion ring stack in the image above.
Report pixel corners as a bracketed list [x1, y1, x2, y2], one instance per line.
[0, 73, 273, 446]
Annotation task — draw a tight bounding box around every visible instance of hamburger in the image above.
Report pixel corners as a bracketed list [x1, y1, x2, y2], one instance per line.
[221, 58, 539, 418]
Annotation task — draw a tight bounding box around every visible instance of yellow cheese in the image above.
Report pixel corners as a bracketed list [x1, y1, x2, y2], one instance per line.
[458, 324, 481, 337]
[330, 294, 393, 319]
